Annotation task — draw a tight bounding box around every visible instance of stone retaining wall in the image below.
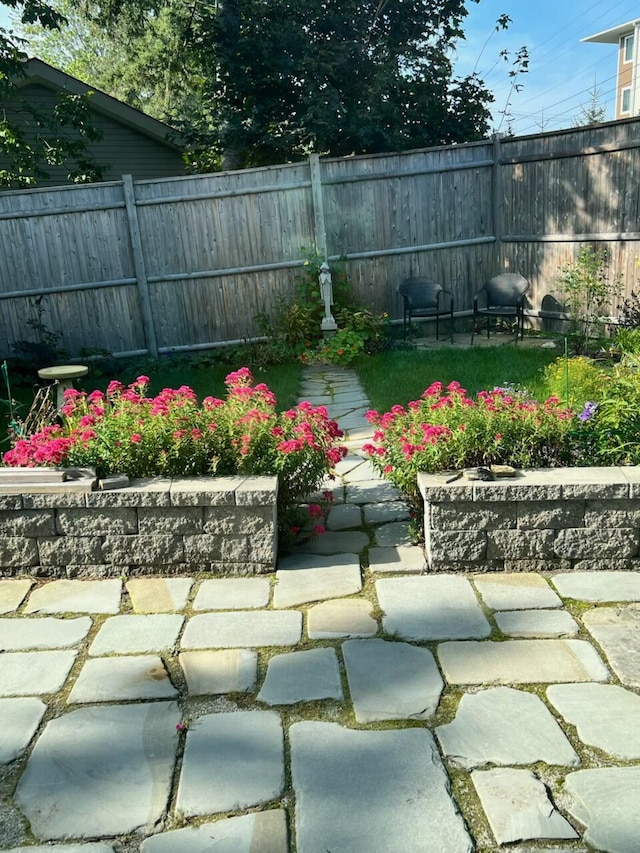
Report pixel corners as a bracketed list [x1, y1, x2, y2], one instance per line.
[0, 476, 278, 578]
[418, 467, 640, 572]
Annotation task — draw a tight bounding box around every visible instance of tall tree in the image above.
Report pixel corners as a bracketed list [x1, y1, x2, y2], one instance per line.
[0, 0, 103, 187]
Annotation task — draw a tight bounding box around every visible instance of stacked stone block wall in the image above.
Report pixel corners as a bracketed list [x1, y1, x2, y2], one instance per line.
[0, 475, 278, 578]
[418, 467, 640, 572]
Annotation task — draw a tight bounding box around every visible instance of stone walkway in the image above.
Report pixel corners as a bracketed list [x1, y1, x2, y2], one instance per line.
[0, 365, 639, 851]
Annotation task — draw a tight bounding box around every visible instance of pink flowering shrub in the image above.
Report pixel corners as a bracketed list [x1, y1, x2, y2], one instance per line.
[3, 368, 346, 512]
[363, 381, 577, 503]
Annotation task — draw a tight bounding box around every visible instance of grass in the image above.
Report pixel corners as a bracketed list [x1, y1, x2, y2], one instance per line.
[353, 346, 559, 413]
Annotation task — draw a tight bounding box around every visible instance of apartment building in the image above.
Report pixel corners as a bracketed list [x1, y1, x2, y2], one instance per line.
[582, 19, 640, 119]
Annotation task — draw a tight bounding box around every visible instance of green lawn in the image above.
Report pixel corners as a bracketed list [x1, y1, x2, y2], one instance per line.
[353, 346, 559, 413]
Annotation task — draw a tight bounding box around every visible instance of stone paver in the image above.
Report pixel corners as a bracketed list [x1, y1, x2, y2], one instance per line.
[192, 578, 271, 610]
[438, 640, 611, 684]
[0, 650, 77, 696]
[5, 846, 116, 852]
[181, 611, 302, 649]
[326, 503, 362, 530]
[176, 711, 284, 817]
[68, 656, 177, 703]
[474, 573, 562, 610]
[15, 702, 179, 839]
[0, 698, 46, 763]
[293, 529, 369, 555]
[472, 768, 578, 844]
[547, 683, 640, 758]
[368, 544, 425, 574]
[0, 579, 33, 613]
[126, 577, 193, 612]
[552, 570, 640, 601]
[376, 576, 491, 640]
[0, 616, 92, 650]
[307, 598, 377, 639]
[179, 649, 257, 695]
[24, 579, 122, 614]
[290, 723, 473, 853]
[341, 459, 383, 482]
[89, 614, 184, 656]
[346, 481, 402, 504]
[494, 609, 579, 638]
[139, 810, 288, 852]
[582, 605, 640, 686]
[564, 767, 640, 853]
[374, 520, 412, 546]
[257, 648, 343, 705]
[363, 501, 410, 525]
[436, 686, 579, 768]
[343, 638, 443, 723]
[273, 553, 361, 607]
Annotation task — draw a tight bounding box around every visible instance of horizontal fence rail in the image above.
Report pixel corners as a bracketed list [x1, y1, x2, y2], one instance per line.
[1, 117, 640, 359]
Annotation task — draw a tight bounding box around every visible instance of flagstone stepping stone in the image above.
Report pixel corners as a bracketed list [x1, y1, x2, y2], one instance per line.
[342, 460, 383, 482]
[368, 545, 425, 574]
[0, 698, 46, 763]
[181, 611, 301, 649]
[24, 579, 122, 614]
[307, 599, 377, 639]
[438, 640, 611, 685]
[343, 638, 443, 723]
[374, 521, 412, 547]
[290, 723, 473, 853]
[126, 577, 193, 612]
[564, 766, 640, 853]
[193, 578, 270, 610]
[258, 648, 343, 705]
[582, 606, 640, 686]
[140, 810, 288, 852]
[68, 656, 177, 704]
[0, 650, 77, 696]
[273, 554, 361, 607]
[179, 649, 257, 695]
[334, 454, 368, 475]
[495, 609, 579, 638]
[346, 481, 402, 504]
[472, 768, 578, 844]
[89, 614, 183, 656]
[0, 617, 92, 650]
[547, 683, 640, 759]
[326, 503, 362, 530]
[15, 702, 179, 839]
[474, 573, 562, 610]
[176, 711, 284, 817]
[364, 501, 410, 525]
[0, 579, 33, 613]
[436, 686, 579, 768]
[376, 576, 491, 640]
[293, 530, 370, 555]
[552, 571, 640, 601]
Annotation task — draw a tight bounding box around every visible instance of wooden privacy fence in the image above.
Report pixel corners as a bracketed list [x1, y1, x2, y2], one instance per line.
[1, 117, 640, 359]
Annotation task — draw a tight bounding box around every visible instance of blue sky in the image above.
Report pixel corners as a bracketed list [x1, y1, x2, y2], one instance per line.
[455, 0, 640, 135]
[1, 0, 638, 138]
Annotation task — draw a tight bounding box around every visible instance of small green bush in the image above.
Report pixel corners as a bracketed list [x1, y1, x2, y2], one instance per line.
[542, 356, 610, 409]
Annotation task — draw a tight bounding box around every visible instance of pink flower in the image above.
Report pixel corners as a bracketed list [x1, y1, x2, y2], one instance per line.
[308, 504, 323, 519]
[313, 524, 325, 535]
[130, 433, 142, 444]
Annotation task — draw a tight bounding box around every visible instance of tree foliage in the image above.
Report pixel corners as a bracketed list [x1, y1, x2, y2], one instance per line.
[0, 0, 103, 187]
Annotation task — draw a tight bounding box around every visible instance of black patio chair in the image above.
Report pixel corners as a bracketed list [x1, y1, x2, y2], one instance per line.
[471, 273, 530, 344]
[398, 277, 454, 342]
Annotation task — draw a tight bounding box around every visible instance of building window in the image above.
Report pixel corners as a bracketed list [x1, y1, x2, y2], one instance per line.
[621, 87, 632, 114]
[624, 34, 635, 63]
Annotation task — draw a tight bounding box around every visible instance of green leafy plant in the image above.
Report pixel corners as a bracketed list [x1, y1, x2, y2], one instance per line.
[578, 366, 640, 465]
[558, 247, 621, 354]
[542, 356, 610, 409]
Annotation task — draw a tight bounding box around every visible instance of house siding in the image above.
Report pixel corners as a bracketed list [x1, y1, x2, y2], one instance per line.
[0, 83, 186, 186]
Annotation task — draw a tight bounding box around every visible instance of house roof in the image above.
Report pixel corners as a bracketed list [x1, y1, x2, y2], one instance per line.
[582, 20, 640, 45]
[15, 57, 184, 150]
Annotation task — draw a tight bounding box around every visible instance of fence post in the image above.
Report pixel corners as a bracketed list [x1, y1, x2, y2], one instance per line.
[492, 133, 504, 272]
[309, 154, 336, 332]
[122, 174, 158, 358]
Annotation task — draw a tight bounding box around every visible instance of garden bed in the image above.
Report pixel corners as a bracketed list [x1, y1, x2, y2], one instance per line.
[0, 475, 278, 578]
[419, 467, 640, 572]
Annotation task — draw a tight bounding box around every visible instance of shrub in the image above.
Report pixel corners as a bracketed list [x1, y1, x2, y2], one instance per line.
[542, 356, 610, 409]
[579, 366, 640, 465]
[2, 368, 347, 520]
[363, 381, 577, 503]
